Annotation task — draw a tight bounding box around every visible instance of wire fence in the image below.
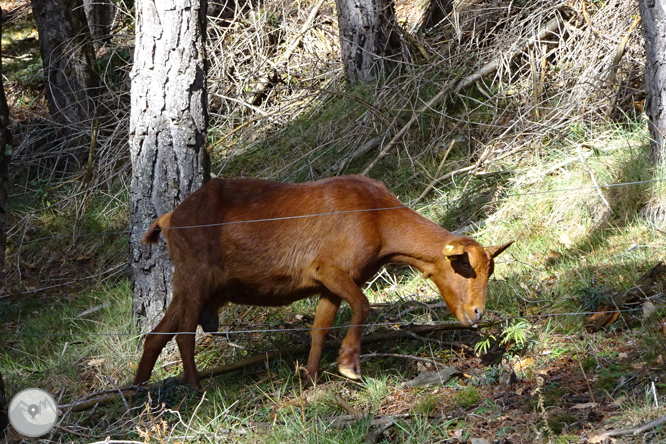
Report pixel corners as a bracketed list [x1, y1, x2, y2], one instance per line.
[13, 177, 666, 247]
[0, 306, 651, 339]
[2, 177, 663, 338]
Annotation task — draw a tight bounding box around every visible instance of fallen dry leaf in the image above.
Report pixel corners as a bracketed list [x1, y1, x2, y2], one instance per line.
[611, 396, 626, 407]
[643, 301, 656, 319]
[588, 433, 610, 443]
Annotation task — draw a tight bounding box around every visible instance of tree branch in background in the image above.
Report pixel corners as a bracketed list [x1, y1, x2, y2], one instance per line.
[362, 14, 564, 176]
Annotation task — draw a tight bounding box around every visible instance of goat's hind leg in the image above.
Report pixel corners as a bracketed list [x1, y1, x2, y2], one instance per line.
[174, 289, 206, 388]
[134, 306, 180, 385]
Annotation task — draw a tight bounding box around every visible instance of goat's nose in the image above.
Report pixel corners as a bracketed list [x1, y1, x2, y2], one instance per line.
[473, 307, 485, 322]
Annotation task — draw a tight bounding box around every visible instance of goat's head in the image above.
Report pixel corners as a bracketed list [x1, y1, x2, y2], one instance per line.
[428, 238, 513, 324]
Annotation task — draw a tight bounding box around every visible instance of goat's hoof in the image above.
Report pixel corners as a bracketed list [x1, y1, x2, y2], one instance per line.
[338, 365, 360, 380]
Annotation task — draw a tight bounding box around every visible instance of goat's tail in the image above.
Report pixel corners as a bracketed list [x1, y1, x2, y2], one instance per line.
[142, 213, 173, 244]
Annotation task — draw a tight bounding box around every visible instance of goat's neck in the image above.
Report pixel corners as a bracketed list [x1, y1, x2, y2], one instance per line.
[380, 209, 451, 272]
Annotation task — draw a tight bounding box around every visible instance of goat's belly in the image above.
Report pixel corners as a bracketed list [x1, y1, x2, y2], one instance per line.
[223, 282, 319, 307]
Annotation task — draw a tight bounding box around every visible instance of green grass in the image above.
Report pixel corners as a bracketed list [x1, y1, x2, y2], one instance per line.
[0, 280, 137, 397]
[453, 385, 480, 409]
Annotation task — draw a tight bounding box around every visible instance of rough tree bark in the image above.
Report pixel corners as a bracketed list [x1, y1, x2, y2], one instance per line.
[0, 7, 10, 438]
[335, 0, 397, 84]
[130, 0, 210, 330]
[83, 0, 116, 45]
[639, 0, 666, 164]
[31, 0, 100, 133]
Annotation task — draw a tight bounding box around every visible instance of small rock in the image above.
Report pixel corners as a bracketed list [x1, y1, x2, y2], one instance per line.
[643, 301, 657, 319]
[403, 366, 461, 388]
[499, 369, 517, 390]
[470, 438, 491, 444]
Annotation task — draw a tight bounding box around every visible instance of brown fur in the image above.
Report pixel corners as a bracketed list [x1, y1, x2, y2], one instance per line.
[134, 175, 512, 387]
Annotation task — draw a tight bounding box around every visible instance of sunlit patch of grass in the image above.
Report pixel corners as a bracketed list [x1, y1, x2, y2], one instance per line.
[411, 392, 441, 415]
[2, 17, 43, 91]
[392, 415, 458, 443]
[358, 374, 393, 410]
[0, 279, 136, 398]
[453, 385, 480, 409]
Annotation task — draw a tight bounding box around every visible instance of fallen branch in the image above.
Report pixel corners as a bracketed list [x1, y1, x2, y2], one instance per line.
[416, 139, 456, 202]
[359, 352, 442, 367]
[328, 413, 407, 429]
[331, 136, 382, 173]
[59, 321, 491, 412]
[251, 413, 409, 430]
[362, 14, 564, 176]
[588, 414, 666, 442]
[361, 73, 463, 175]
[251, 0, 326, 104]
[415, 142, 528, 203]
[365, 419, 395, 444]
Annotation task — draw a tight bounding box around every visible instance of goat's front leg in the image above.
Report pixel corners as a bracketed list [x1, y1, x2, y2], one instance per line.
[316, 266, 370, 380]
[306, 291, 342, 384]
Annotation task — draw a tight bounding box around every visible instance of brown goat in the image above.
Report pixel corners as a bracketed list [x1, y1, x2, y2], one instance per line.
[134, 175, 512, 387]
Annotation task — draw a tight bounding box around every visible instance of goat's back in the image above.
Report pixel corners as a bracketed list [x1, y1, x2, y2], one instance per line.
[161, 175, 404, 298]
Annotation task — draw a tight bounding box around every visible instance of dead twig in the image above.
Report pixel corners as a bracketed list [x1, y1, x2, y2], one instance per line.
[589, 415, 666, 442]
[416, 139, 456, 202]
[251, 413, 409, 430]
[328, 389, 361, 416]
[365, 419, 395, 444]
[606, 16, 641, 88]
[362, 14, 563, 175]
[361, 73, 463, 175]
[328, 414, 408, 429]
[605, 15, 641, 117]
[360, 352, 442, 367]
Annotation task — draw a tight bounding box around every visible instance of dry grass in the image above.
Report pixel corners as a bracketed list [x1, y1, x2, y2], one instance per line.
[5, 0, 648, 208]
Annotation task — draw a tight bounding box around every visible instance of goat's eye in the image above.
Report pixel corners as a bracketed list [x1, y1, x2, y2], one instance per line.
[461, 260, 471, 268]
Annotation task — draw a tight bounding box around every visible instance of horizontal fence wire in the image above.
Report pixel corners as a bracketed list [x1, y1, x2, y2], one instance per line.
[0, 307, 648, 338]
[14, 177, 666, 247]
[2, 178, 662, 338]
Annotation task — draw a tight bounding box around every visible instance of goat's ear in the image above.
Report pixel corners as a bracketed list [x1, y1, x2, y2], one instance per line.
[486, 241, 514, 258]
[443, 241, 465, 258]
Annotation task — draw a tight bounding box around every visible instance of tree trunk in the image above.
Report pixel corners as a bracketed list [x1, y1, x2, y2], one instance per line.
[130, 0, 210, 330]
[31, 0, 100, 134]
[638, 0, 666, 164]
[335, 0, 397, 84]
[83, 0, 116, 46]
[0, 7, 10, 438]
